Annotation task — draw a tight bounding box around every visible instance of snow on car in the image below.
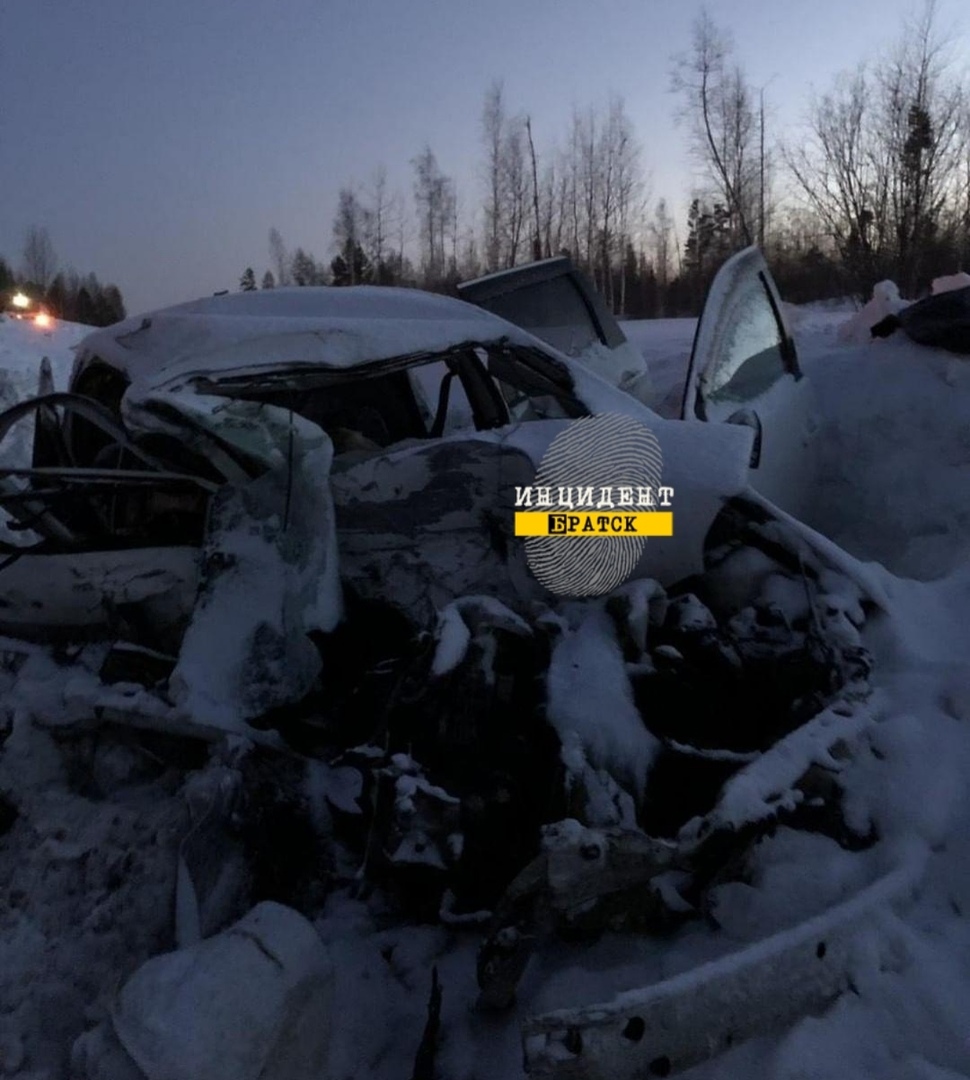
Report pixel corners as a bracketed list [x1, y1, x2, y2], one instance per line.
[3, 253, 966, 1080]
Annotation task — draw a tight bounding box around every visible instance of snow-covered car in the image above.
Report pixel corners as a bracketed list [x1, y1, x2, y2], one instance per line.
[5, 248, 841, 626]
[0, 252, 899, 1079]
[0, 248, 875, 730]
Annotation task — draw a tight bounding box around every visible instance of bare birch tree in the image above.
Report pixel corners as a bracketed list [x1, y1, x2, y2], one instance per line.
[361, 167, 404, 283]
[671, 10, 757, 247]
[880, 1, 965, 287]
[332, 187, 366, 285]
[599, 96, 643, 309]
[786, 0, 965, 292]
[481, 82, 530, 270]
[21, 226, 57, 290]
[412, 146, 456, 287]
[526, 117, 543, 260]
[482, 82, 506, 272]
[268, 227, 291, 287]
[649, 199, 674, 314]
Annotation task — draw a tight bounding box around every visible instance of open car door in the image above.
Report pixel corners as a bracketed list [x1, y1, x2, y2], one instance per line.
[682, 246, 817, 520]
[457, 257, 654, 405]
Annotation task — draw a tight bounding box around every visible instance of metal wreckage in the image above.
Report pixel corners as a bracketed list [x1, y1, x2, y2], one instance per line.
[0, 252, 911, 1078]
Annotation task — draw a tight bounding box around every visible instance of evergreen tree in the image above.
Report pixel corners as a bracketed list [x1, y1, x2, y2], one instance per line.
[261, 270, 276, 289]
[102, 284, 126, 323]
[684, 199, 731, 303]
[239, 267, 257, 291]
[93, 287, 115, 326]
[45, 273, 68, 319]
[21, 226, 57, 290]
[291, 248, 320, 286]
[330, 240, 371, 286]
[75, 287, 95, 325]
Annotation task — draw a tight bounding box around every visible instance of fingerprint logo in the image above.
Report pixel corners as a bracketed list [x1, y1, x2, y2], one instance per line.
[525, 413, 664, 597]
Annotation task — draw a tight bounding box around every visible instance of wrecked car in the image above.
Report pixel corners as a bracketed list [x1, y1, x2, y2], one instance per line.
[0, 249, 892, 1077]
[1, 249, 842, 648]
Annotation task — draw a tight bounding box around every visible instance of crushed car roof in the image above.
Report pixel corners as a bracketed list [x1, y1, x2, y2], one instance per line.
[76, 286, 543, 391]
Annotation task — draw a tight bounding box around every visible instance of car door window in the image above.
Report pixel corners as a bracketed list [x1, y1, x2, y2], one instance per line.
[477, 275, 600, 356]
[682, 246, 818, 521]
[486, 348, 587, 422]
[407, 349, 511, 435]
[701, 272, 789, 406]
[240, 369, 428, 455]
[457, 257, 630, 355]
[685, 247, 801, 422]
[407, 359, 475, 436]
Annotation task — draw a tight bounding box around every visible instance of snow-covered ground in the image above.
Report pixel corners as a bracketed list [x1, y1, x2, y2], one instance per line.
[0, 314, 83, 404]
[624, 301, 970, 582]
[3, 305, 970, 1078]
[0, 315, 86, 550]
[621, 316, 697, 419]
[0, 314, 85, 469]
[576, 308, 970, 1077]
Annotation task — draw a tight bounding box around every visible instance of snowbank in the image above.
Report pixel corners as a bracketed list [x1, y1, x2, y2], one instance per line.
[836, 281, 910, 345]
[0, 315, 85, 467]
[801, 332, 970, 580]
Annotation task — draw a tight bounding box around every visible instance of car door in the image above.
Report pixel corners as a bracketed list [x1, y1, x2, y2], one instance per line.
[457, 257, 654, 405]
[681, 246, 817, 521]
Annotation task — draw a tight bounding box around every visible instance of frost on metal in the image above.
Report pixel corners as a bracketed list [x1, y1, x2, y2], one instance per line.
[521, 855, 923, 1079]
[170, 434, 341, 724]
[330, 437, 542, 625]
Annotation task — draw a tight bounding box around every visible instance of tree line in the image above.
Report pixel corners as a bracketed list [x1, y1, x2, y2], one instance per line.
[0, 226, 126, 326]
[240, 1, 970, 316]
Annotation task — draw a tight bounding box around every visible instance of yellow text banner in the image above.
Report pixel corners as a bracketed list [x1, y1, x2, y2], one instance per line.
[515, 511, 674, 537]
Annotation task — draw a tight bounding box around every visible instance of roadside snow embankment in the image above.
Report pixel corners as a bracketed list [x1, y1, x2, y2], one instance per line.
[801, 329, 970, 580]
[0, 316, 86, 544]
[0, 316, 83, 435]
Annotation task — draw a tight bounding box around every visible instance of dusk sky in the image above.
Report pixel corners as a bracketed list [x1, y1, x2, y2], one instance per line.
[3, 0, 968, 316]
